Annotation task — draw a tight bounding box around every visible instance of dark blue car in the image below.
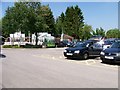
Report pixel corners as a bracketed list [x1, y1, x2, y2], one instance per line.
[100, 41, 120, 63]
[64, 40, 103, 60]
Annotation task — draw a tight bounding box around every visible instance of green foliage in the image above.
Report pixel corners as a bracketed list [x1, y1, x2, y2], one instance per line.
[106, 28, 120, 38]
[23, 44, 42, 48]
[41, 5, 55, 36]
[2, 2, 55, 45]
[55, 12, 65, 35]
[55, 5, 84, 39]
[81, 24, 93, 40]
[92, 27, 105, 37]
[0, 19, 1, 27]
[2, 2, 118, 41]
[2, 45, 20, 48]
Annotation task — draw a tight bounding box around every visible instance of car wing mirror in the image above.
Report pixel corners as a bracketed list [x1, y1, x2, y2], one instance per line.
[107, 46, 110, 48]
[89, 46, 93, 49]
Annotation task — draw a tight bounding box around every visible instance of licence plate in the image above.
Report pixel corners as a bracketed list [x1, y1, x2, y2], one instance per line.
[105, 56, 114, 59]
[66, 53, 73, 55]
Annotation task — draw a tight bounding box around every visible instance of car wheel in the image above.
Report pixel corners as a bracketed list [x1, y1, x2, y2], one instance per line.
[101, 60, 106, 63]
[83, 53, 88, 60]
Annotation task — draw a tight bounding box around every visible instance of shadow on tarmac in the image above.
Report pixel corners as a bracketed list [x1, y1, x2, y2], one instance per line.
[0, 54, 6, 58]
[101, 61, 120, 66]
[65, 56, 99, 61]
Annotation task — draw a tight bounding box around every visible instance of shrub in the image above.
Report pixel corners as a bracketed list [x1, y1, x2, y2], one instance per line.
[2, 45, 20, 48]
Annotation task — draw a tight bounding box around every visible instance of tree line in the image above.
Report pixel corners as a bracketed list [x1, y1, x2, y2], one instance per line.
[1, 2, 120, 44]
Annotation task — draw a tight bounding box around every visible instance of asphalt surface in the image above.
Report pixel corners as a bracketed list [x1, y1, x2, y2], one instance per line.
[1, 48, 119, 88]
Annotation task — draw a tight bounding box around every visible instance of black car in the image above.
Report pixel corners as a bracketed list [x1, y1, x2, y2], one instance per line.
[100, 42, 120, 63]
[0, 36, 5, 45]
[64, 40, 103, 60]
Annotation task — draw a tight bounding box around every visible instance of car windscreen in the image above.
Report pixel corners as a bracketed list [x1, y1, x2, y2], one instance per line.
[110, 42, 120, 48]
[74, 42, 89, 47]
[104, 40, 113, 45]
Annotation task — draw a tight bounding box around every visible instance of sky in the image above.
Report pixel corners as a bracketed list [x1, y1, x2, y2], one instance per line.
[0, 1, 118, 31]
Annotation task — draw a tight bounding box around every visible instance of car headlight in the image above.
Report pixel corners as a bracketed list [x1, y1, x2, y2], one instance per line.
[64, 50, 67, 52]
[100, 51, 105, 55]
[74, 50, 80, 53]
[116, 53, 120, 56]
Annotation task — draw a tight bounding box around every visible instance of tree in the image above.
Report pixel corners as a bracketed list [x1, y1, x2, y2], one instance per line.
[2, 2, 55, 45]
[2, 2, 30, 38]
[64, 5, 84, 39]
[0, 19, 2, 36]
[92, 27, 105, 37]
[106, 28, 120, 38]
[81, 24, 93, 40]
[41, 5, 55, 36]
[55, 12, 65, 35]
[56, 5, 84, 39]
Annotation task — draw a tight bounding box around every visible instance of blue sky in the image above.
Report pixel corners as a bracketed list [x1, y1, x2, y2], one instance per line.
[1, 2, 118, 31]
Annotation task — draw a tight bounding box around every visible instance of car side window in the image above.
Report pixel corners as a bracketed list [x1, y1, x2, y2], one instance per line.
[93, 43, 102, 49]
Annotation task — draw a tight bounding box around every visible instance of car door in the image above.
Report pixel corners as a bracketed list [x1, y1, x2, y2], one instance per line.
[92, 43, 103, 55]
[89, 43, 103, 56]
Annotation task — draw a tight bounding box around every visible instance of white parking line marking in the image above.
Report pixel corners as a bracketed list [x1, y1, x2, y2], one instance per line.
[32, 54, 118, 70]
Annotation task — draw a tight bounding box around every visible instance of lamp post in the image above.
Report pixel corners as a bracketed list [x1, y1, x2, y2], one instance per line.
[60, 28, 64, 41]
[28, 31, 30, 44]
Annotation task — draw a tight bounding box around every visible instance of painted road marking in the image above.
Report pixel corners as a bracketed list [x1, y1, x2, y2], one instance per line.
[32, 54, 118, 70]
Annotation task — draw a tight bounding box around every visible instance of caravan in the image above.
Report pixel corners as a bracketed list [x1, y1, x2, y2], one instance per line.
[32, 32, 55, 48]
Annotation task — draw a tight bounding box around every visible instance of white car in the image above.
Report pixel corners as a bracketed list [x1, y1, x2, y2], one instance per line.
[102, 39, 114, 50]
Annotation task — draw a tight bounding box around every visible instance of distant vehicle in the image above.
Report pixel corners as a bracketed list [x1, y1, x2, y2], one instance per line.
[66, 41, 74, 47]
[73, 41, 83, 47]
[100, 41, 120, 63]
[89, 35, 104, 41]
[0, 36, 5, 45]
[56, 40, 67, 47]
[64, 40, 103, 60]
[55, 40, 74, 47]
[103, 39, 116, 50]
[115, 38, 120, 42]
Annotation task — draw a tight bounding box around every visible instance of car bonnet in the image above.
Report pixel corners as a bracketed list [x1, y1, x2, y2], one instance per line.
[66, 47, 86, 51]
[104, 48, 120, 53]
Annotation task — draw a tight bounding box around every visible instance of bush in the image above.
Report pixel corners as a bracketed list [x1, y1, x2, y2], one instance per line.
[2, 45, 20, 48]
[23, 44, 42, 48]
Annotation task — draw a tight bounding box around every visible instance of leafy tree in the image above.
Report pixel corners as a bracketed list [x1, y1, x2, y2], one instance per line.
[64, 5, 84, 39]
[2, 2, 55, 45]
[0, 19, 2, 36]
[2, 6, 16, 38]
[92, 27, 105, 37]
[106, 28, 120, 38]
[81, 24, 93, 40]
[40, 5, 55, 36]
[56, 5, 84, 39]
[55, 12, 65, 35]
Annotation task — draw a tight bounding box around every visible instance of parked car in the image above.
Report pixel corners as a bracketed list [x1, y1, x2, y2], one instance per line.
[64, 40, 103, 60]
[56, 40, 74, 47]
[100, 41, 120, 63]
[103, 39, 115, 50]
[0, 36, 5, 45]
[56, 40, 67, 47]
[115, 38, 120, 42]
[73, 41, 83, 47]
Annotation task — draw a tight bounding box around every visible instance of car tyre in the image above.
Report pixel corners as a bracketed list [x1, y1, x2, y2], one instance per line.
[83, 53, 88, 60]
